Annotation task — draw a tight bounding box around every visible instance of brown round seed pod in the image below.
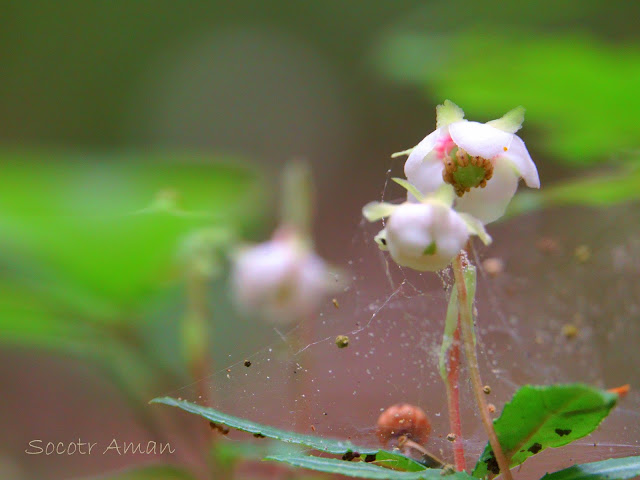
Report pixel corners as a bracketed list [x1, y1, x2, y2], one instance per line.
[376, 403, 431, 446]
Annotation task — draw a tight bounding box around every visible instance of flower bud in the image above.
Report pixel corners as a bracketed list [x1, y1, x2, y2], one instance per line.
[385, 202, 470, 272]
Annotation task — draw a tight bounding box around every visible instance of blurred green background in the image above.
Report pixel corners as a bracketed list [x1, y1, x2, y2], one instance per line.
[1, 1, 640, 479]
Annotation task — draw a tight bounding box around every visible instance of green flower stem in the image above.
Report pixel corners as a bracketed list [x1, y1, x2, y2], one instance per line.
[452, 251, 513, 480]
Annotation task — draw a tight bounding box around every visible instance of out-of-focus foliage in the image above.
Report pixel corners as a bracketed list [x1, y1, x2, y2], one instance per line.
[0, 150, 264, 415]
[0, 150, 261, 318]
[372, 31, 640, 165]
[77, 466, 197, 480]
[507, 163, 640, 217]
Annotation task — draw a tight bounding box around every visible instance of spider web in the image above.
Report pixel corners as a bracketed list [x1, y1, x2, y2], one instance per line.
[162, 169, 640, 478]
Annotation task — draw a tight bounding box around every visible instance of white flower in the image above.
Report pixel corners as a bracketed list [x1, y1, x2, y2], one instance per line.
[363, 181, 491, 272]
[398, 100, 540, 224]
[231, 228, 335, 324]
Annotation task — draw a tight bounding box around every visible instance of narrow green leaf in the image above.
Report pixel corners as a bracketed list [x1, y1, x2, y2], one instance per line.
[541, 456, 640, 480]
[473, 384, 618, 478]
[151, 397, 377, 455]
[266, 454, 473, 479]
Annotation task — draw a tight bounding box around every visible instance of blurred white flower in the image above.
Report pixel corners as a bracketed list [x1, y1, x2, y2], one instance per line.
[397, 100, 540, 224]
[363, 181, 490, 272]
[231, 228, 336, 324]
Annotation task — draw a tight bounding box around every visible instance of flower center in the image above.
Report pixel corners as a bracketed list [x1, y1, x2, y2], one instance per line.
[442, 148, 494, 197]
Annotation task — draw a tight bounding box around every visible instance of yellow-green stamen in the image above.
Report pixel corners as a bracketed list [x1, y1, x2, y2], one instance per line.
[442, 148, 494, 197]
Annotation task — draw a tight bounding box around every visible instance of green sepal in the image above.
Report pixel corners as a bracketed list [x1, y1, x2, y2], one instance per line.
[436, 100, 465, 129]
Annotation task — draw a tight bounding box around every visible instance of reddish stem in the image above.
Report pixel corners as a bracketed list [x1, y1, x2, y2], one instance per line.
[453, 252, 513, 480]
[445, 317, 467, 471]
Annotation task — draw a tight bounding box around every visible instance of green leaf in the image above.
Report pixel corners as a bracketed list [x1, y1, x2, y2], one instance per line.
[212, 439, 304, 470]
[151, 397, 377, 455]
[541, 456, 640, 480]
[374, 450, 430, 472]
[266, 454, 473, 479]
[75, 465, 197, 479]
[473, 384, 618, 478]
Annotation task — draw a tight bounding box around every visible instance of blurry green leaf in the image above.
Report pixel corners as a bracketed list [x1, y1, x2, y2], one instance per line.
[373, 32, 640, 164]
[473, 384, 618, 478]
[541, 456, 640, 480]
[0, 150, 263, 321]
[77, 465, 196, 480]
[507, 166, 640, 217]
[374, 450, 430, 472]
[266, 454, 471, 479]
[212, 439, 303, 470]
[151, 397, 377, 455]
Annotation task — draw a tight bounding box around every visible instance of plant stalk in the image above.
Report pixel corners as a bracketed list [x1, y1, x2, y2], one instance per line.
[185, 270, 212, 409]
[452, 251, 512, 480]
[444, 318, 466, 471]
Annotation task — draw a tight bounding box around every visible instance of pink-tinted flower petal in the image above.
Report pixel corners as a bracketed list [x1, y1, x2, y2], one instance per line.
[449, 121, 513, 159]
[404, 128, 441, 168]
[385, 202, 469, 271]
[454, 159, 518, 224]
[501, 135, 540, 188]
[405, 151, 445, 200]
